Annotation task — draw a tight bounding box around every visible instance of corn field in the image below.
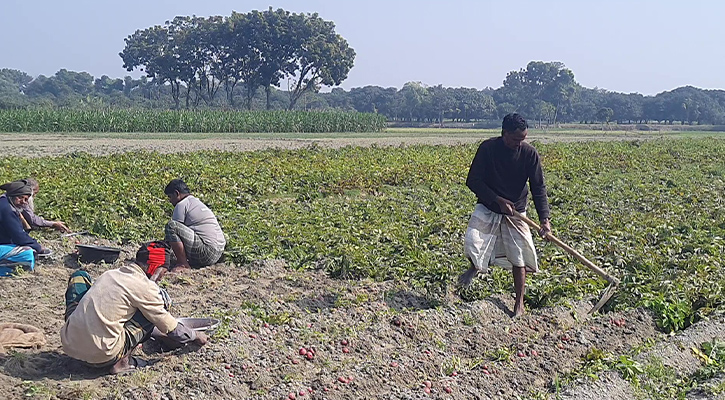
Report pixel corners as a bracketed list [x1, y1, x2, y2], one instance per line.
[0, 109, 387, 133]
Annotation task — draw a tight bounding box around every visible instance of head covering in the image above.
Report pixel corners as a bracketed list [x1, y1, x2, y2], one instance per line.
[0, 180, 32, 197]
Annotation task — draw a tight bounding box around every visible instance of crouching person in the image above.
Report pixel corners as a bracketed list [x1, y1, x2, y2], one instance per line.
[163, 179, 226, 271]
[60, 246, 208, 374]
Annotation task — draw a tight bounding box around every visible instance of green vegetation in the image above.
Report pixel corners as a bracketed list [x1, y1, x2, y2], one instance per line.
[0, 109, 386, 133]
[3, 139, 725, 333]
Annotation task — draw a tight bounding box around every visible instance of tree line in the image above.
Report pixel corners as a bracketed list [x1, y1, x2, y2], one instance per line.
[118, 8, 355, 111]
[1, 9, 724, 126]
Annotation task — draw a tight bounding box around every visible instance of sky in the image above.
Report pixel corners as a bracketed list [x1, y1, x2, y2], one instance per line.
[1, 0, 723, 95]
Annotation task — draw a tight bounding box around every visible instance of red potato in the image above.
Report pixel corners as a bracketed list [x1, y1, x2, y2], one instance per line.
[424, 380, 432, 388]
[531, 350, 539, 357]
[517, 351, 526, 358]
[228, 373, 234, 377]
[291, 359, 299, 365]
[299, 348, 307, 356]
[224, 365, 231, 369]
[483, 370, 490, 375]
[342, 347, 350, 353]
[305, 353, 314, 360]
[424, 387, 431, 394]
[444, 387, 452, 393]
[340, 339, 348, 346]
[338, 376, 348, 383]
[389, 362, 399, 367]
[298, 390, 306, 396]
[288, 393, 296, 400]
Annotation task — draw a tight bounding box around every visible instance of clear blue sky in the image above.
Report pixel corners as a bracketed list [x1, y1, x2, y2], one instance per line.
[1, 0, 723, 95]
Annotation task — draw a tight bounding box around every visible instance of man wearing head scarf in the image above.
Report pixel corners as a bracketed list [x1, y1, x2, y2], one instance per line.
[61, 245, 208, 374]
[0, 180, 49, 276]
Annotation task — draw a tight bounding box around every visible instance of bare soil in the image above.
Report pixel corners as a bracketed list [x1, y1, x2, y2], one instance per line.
[0, 132, 666, 157]
[0, 234, 670, 400]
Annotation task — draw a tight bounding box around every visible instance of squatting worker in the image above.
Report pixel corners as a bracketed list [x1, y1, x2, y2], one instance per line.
[0, 180, 51, 276]
[164, 179, 226, 271]
[458, 113, 551, 317]
[60, 245, 208, 374]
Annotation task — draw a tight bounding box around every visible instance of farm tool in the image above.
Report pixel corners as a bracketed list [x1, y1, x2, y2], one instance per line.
[514, 211, 620, 314]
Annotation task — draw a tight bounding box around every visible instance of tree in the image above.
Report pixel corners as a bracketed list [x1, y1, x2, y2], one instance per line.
[120, 25, 184, 108]
[252, 8, 295, 110]
[284, 12, 355, 110]
[596, 107, 614, 124]
[399, 82, 428, 122]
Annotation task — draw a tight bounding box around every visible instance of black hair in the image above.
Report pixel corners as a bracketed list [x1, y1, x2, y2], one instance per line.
[502, 113, 528, 134]
[164, 179, 190, 196]
[135, 245, 150, 265]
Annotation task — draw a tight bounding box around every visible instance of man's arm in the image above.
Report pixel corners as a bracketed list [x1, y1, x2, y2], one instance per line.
[132, 281, 180, 333]
[466, 144, 498, 204]
[171, 202, 185, 223]
[132, 281, 208, 346]
[2, 207, 42, 252]
[528, 151, 551, 235]
[21, 205, 54, 228]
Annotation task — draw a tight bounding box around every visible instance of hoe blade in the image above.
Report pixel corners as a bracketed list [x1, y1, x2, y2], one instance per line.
[588, 283, 619, 315]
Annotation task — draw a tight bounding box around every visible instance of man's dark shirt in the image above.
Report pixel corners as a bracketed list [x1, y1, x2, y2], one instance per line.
[466, 137, 550, 221]
[0, 194, 42, 252]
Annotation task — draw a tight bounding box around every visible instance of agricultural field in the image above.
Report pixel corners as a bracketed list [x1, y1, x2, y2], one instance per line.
[0, 109, 387, 134]
[2, 136, 725, 399]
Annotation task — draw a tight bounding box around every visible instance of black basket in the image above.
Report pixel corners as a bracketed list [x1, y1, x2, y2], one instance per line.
[76, 245, 121, 264]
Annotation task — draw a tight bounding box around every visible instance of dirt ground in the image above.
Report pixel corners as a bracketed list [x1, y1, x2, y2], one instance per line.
[0, 233, 690, 400]
[0, 132, 669, 157]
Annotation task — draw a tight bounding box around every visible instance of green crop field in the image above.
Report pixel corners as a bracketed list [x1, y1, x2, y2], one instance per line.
[0, 109, 386, 133]
[3, 138, 724, 334]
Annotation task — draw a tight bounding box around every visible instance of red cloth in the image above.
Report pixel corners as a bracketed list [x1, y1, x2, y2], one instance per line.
[145, 245, 167, 277]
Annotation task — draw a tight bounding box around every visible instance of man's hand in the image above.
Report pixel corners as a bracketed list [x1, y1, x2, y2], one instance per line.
[194, 331, 209, 346]
[150, 267, 168, 283]
[495, 196, 516, 216]
[52, 221, 71, 233]
[539, 219, 552, 239]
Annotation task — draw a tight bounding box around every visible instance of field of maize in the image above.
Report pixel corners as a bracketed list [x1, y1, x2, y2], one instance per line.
[0, 109, 387, 133]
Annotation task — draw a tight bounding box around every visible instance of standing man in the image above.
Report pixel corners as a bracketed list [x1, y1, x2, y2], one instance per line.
[164, 179, 226, 271]
[459, 113, 551, 317]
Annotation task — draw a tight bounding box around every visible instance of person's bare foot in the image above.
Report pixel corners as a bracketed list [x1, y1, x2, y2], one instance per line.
[109, 355, 147, 374]
[512, 304, 525, 318]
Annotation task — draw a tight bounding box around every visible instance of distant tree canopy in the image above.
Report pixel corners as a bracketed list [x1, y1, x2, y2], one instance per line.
[3, 54, 725, 125]
[118, 9, 355, 110]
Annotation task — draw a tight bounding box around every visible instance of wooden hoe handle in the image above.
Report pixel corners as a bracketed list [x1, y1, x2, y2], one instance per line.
[513, 212, 620, 285]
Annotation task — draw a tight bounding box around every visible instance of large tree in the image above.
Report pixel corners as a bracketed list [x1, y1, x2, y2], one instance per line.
[284, 12, 355, 110]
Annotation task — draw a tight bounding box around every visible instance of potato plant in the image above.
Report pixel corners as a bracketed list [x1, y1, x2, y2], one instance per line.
[3, 139, 724, 333]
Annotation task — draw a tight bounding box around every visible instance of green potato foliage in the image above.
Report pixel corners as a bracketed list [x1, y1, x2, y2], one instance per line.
[3, 138, 724, 333]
